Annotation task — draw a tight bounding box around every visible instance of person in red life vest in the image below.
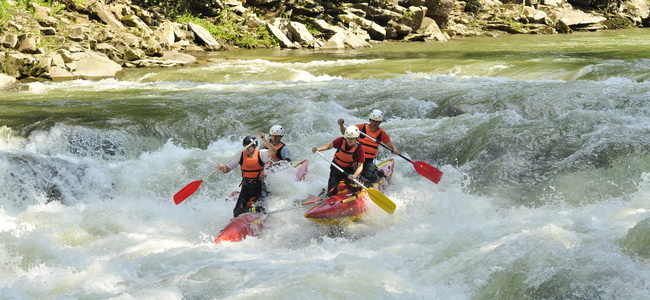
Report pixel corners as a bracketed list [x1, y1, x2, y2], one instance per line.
[338, 109, 399, 185]
[263, 124, 292, 163]
[217, 132, 277, 217]
[312, 126, 366, 197]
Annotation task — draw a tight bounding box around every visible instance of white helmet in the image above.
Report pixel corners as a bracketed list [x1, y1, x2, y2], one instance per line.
[369, 109, 384, 121]
[269, 125, 285, 136]
[344, 126, 360, 138]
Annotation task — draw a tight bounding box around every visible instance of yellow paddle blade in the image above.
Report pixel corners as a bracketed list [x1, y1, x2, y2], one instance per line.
[366, 188, 396, 214]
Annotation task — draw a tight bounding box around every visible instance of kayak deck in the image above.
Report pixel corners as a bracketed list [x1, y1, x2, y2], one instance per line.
[304, 158, 394, 226]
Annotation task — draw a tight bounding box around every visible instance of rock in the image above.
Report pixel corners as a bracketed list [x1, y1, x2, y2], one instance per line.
[0, 73, 17, 91]
[523, 7, 548, 23]
[40, 27, 57, 35]
[143, 36, 163, 56]
[344, 31, 372, 48]
[6, 21, 23, 31]
[95, 42, 122, 61]
[321, 31, 347, 49]
[310, 19, 346, 38]
[543, 7, 607, 28]
[4, 53, 48, 78]
[48, 66, 77, 82]
[18, 33, 39, 54]
[121, 15, 152, 35]
[288, 21, 316, 45]
[187, 22, 221, 50]
[88, 1, 124, 29]
[290, 0, 325, 16]
[67, 26, 88, 42]
[160, 51, 197, 64]
[156, 21, 177, 45]
[29, 2, 50, 19]
[266, 23, 293, 48]
[1, 33, 19, 49]
[400, 6, 428, 30]
[129, 51, 198, 67]
[69, 50, 123, 80]
[338, 12, 386, 41]
[38, 16, 59, 27]
[417, 17, 449, 41]
[623, 0, 650, 19]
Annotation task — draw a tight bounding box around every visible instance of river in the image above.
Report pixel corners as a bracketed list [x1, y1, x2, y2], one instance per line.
[1, 28, 649, 299]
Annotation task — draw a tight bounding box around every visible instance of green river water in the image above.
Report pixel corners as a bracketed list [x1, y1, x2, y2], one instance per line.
[1, 28, 649, 299]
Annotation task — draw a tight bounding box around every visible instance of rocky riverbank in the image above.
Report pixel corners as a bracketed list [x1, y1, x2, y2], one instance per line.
[0, 0, 648, 90]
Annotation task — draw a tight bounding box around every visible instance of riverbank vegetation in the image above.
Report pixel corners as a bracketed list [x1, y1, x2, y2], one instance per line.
[0, 0, 648, 86]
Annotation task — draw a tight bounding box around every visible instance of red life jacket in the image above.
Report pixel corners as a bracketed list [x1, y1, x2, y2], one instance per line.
[239, 150, 265, 179]
[333, 140, 360, 168]
[359, 124, 386, 159]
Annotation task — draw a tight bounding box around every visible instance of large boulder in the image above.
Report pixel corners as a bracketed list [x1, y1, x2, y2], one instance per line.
[0, 73, 17, 91]
[540, 7, 607, 29]
[266, 23, 294, 48]
[288, 21, 316, 46]
[51, 50, 122, 81]
[88, 1, 124, 28]
[4, 53, 48, 78]
[187, 22, 221, 50]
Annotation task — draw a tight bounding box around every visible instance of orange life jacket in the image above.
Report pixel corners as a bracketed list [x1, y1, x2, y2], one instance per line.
[359, 124, 386, 159]
[239, 150, 265, 179]
[333, 140, 360, 168]
[264, 141, 286, 161]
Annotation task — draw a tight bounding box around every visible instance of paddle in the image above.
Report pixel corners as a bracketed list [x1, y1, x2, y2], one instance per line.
[266, 198, 323, 215]
[345, 122, 443, 184]
[315, 151, 395, 214]
[173, 141, 255, 205]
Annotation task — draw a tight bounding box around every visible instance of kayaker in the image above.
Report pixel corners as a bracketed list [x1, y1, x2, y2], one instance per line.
[218, 133, 277, 217]
[312, 126, 366, 197]
[263, 124, 292, 163]
[338, 109, 399, 185]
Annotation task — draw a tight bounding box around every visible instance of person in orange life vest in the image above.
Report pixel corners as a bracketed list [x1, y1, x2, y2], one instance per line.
[263, 124, 292, 163]
[311, 126, 366, 197]
[217, 132, 277, 217]
[338, 109, 399, 185]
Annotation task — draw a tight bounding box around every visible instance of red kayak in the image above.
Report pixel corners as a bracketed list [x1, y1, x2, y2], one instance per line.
[304, 158, 394, 226]
[213, 212, 265, 243]
[214, 159, 308, 244]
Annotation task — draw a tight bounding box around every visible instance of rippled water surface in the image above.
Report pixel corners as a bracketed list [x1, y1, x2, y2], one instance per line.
[1, 29, 649, 299]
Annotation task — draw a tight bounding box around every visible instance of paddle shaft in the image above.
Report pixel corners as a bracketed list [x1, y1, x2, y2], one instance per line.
[266, 199, 322, 215]
[315, 151, 367, 189]
[174, 140, 256, 204]
[315, 150, 395, 214]
[344, 122, 443, 183]
[344, 122, 402, 159]
[198, 140, 257, 181]
[199, 140, 257, 181]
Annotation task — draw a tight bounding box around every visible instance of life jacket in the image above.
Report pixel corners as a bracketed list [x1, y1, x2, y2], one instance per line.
[333, 139, 359, 168]
[264, 141, 286, 161]
[239, 150, 265, 179]
[359, 124, 385, 159]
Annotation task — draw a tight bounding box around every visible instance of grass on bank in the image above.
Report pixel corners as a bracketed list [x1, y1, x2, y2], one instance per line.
[176, 10, 278, 49]
[0, 0, 78, 21]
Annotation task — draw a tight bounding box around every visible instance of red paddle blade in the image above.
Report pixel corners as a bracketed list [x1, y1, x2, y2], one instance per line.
[412, 161, 443, 184]
[173, 180, 203, 205]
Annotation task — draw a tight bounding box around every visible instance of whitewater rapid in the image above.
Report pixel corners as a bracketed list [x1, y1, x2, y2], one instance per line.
[2, 29, 650, 299]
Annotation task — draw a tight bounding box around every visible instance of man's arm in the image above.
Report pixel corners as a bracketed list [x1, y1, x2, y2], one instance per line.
[258, 132, 276, 159]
